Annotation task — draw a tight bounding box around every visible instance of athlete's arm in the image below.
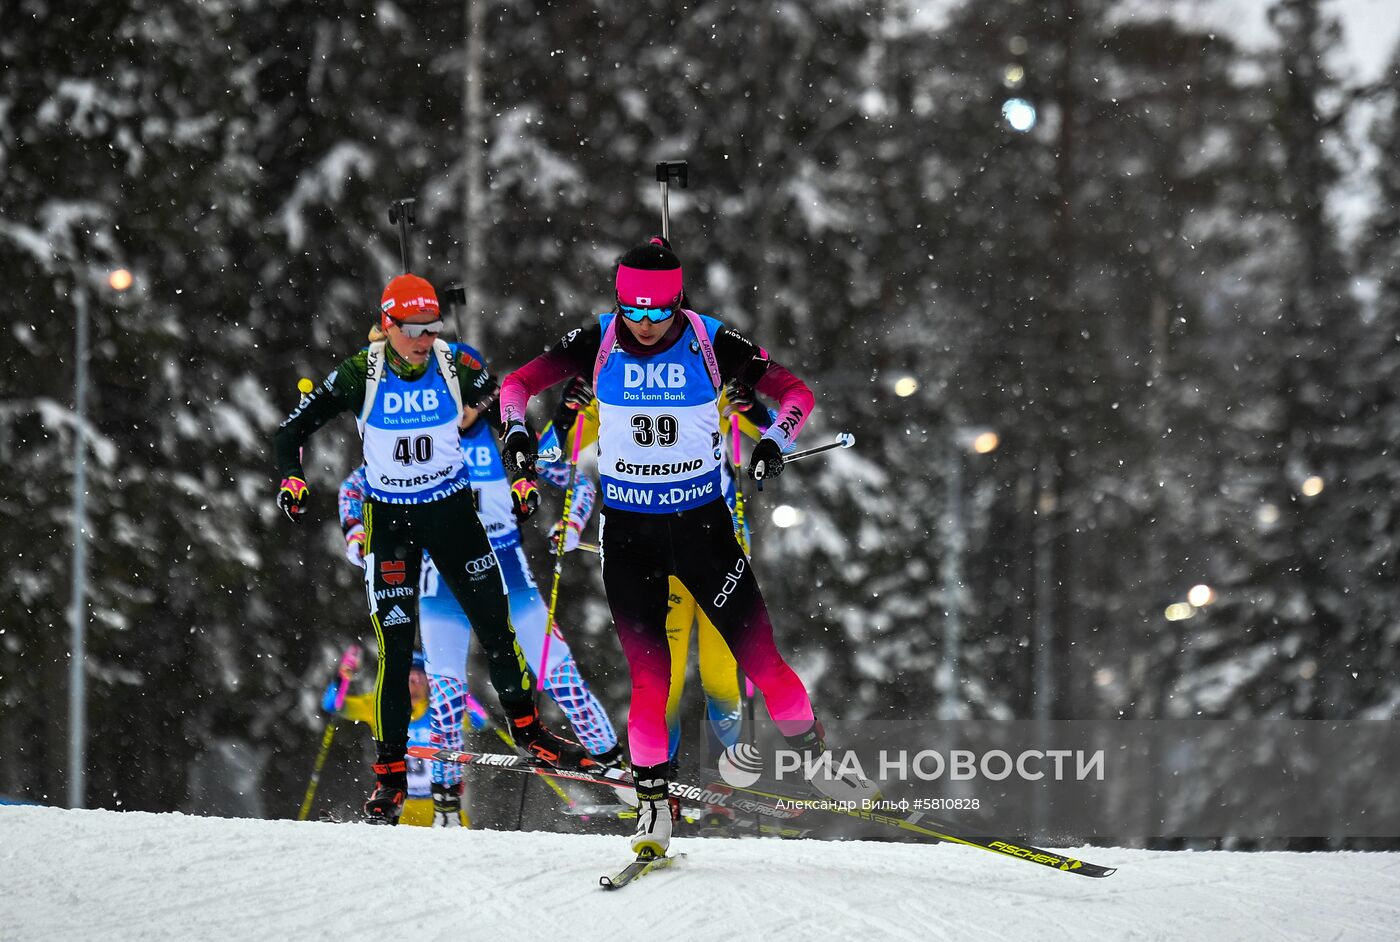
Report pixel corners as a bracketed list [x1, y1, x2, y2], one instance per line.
[450, 344, 498, 410]
[273, 354, 366, 479]
[337, 466, 369, 533]
[450, 343, 498, 432]
[498, 325, 602, 428]
[713, 327, 814, 450]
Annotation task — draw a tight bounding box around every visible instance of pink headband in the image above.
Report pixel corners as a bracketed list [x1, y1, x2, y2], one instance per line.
[616, 265, 682, 307]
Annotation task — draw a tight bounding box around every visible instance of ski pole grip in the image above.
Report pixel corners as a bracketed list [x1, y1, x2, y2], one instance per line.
[389, 197, 416, 272]
[655, 160, 688, 187]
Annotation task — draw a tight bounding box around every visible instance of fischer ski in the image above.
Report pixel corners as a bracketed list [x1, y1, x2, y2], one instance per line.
[600, 852, 685, 890]
[724, 782, 1116, 878]
[408, 746, 1116, 877]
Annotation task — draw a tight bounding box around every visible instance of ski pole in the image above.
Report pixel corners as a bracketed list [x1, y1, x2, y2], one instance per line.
[464, 691, 491, 730]
[294, 377, 313, 465]
[512, 417, 588, 826]
[541, 417, 586, 674]
[655, 160, 688, 243]
[387, 197, 417, 273]
[731, 420, 760, 836]
[297, 643, 363, 821]
[780, 431, 856, 466]
[453, 691, 575, 813]
[490, 725, 574, 809]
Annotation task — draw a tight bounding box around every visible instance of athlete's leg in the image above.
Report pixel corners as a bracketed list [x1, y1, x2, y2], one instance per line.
[362, 500, 424, 748]
[419, 555, 473, 789]
[673, 500, 815, 738]
[500, 545, 619, 755]
[664, 578, 696, 762]
[421, 490, 533, 720]
[696, 608, 743, 752]
[600, 508, 674, 771]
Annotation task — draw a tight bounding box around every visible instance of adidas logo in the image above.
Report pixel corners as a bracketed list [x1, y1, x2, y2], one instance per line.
[383, 605, 410, 626]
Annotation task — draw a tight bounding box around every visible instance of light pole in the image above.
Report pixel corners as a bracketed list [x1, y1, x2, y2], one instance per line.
[939, 427, 999, 721]
[67, 278, 91, 809]
[461, 0, 486, 346]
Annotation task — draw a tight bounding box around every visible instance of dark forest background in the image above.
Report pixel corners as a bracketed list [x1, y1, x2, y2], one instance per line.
[4, 0, 1400, 842]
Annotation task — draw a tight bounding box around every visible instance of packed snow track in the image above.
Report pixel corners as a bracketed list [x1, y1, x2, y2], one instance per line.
[2, 806, 1396, 941]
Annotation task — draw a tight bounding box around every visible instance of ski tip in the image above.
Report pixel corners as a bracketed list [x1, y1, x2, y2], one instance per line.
[599, 852, 685, 890]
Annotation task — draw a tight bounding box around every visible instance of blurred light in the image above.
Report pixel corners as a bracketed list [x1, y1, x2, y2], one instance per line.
[772, 505, 802, 528]
[1300, 475, 1324, 497]
[1002, 98, 1037, 132]
[893, 376, 919, 397]
[1298, 659, 1317, 680]
[971, 431, 1000, 454]
[1003, 64, 1025, 88]
[1256, 503, 1280, 526]
[108, 269, 133, 291]
[1164, 602, 1195, 622]
[1093, 668, 1115, 688]
[1187, 584, 1215, 608]
[1008, 35, 1029, 56]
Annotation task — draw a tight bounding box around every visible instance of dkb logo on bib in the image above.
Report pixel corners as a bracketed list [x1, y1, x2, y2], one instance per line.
[623, 363, 687, 388]
[383, 389, 441, 413]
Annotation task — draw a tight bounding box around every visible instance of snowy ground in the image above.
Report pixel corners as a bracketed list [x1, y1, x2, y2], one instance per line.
[2, 806, 1397, 942]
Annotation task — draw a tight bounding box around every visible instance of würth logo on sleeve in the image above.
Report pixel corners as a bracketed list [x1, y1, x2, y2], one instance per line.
[380, 560, 407, 586]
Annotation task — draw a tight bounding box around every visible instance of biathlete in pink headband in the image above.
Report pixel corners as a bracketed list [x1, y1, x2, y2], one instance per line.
[498, 238, 877, 860]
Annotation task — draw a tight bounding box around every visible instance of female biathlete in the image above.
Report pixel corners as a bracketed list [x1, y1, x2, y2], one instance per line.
[552, 378, 772, 774]
[274, 273, 590, 825]
[337, 377, 621, 827]
[498, 239, 875, 857]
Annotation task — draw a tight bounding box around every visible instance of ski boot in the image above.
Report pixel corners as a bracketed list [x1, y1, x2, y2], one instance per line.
[590, 743, 628, 772]
[363, 748, 408, 825]
[630, 766, 672, 859]
[431, 781, 466, 828]
[510, 708, 597, 770]
[785, 721, 881, 803]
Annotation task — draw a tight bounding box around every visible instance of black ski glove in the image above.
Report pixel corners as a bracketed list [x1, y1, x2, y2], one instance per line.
[723, 381, 757, 416]
[748, 439, 785, 482]
[551, 376, 595, 441]
[502, 422, 537, 476]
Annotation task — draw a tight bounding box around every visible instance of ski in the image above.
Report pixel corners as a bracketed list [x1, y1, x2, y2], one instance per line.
[408, 746, 1116, 877]
[407, 745, 811, 822]
[406, 745, 632, 790]
[560, 801, 818, 839]
[724, 782, 1116, 878]
[600, 852, 685, 890]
